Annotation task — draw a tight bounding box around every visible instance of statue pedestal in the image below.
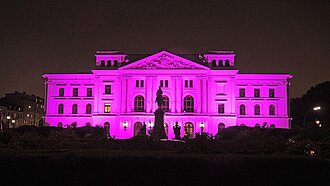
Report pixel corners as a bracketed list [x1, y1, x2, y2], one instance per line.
[153, 108, 167, 139]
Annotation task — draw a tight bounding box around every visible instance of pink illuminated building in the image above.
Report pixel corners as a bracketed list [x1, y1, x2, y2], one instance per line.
[43, 50, 292, 139]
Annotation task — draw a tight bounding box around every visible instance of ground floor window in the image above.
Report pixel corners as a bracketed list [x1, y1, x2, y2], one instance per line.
[57, 122, 62, 128]
[134, 122, 143, 136]
[218, 123, 225, 133]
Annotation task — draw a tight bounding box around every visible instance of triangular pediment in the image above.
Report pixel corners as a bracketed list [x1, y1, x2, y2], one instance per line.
[120, 51, 209, 70]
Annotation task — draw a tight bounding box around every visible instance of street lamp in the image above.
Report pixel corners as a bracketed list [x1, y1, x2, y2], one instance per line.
[303, 106, 321, 127]
[148, 121, 154, 130]
[6, 115, 11, 129]
[200, 122, 205, 133]
[11, 120, 16, 128]
[122, 121, 128, 130]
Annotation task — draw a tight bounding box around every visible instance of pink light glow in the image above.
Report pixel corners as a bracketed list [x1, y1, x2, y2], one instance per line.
[43, 50, 293, 139]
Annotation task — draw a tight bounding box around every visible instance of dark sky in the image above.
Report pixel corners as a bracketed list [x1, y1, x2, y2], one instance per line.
[0, 0, 329, 99]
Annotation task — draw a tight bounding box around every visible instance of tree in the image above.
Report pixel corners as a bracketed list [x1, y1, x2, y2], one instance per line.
[290, 81, 330, 128]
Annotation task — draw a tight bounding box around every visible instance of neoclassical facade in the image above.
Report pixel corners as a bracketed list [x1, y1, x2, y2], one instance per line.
[43, 50, 292, 139]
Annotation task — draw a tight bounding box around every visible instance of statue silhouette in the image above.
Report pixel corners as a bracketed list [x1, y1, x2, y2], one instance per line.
[156, 86, 163, 107]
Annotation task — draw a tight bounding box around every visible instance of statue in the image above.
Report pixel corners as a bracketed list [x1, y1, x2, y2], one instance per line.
[156, 86, 164, 107]
[173, 122, 181, 140]
[152, 85, 167, 139]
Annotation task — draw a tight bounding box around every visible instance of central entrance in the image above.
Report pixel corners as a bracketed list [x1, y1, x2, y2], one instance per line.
[184, 122, 194, 139]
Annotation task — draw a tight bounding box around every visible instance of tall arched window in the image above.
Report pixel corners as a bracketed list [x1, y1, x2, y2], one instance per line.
[114, 60, 118, 67]
[72, 104, 78, 114]
[254, 104, 260, 115]
[240, 104, 246, 115]
[86, 104, 92, 114]
[184, 96, 194, 112]
[269, 105, 275, 115]
[100, 60, 105, 67]
[162, 96, 169, 112]
[58, 104, 64, 114]
[134, 95, 145, 112]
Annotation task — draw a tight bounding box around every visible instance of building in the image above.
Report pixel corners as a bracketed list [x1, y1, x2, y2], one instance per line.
[0, 105, 24, 129]
[0, 91, 45, 127]
[43, 50, 292, 139]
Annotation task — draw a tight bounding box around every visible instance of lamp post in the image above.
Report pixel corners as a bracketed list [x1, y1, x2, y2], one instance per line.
[6, 115, 11, 129]
[148, 121, 153, 130]
[123, 121, 128, 130]
[11, 120, 16, 128]
[200, 122, 205, 134]
[303, 106, 321, 128]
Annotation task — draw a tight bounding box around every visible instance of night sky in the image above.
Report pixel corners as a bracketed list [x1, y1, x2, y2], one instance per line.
[0, 0, 329, 99]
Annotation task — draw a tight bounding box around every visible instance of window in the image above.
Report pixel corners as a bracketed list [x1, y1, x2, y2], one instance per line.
[184, 95, 194, 112]
[269, 105, 275, 115]
[104, 104, 111, 113]
[269, 89, 275, 98]
[219, 60, 223, 66]
[105, 85, 111, 94]
[57, 122, 63, 128]
[114, 60, 118, 67]
[73, 88, 78, 97]
[100, 60, 105, 67]
[58, 104, 64, 114]
[86, 104, 92, 114]
[107, 60, 111, 67]
[136, 80, 144, 88]
[59, 88, 64, 97]
[160, 80, 168, 88]
[254, 89, 260, 98]
[72, 104, 78, 114]
[254, 104, 260, 115]
[189, 80, 193, 88]
[218, 104, 225, 114]
[87, 88, 92, 97]
[240, 105, 246, 115]
[239, 88, 245, 97]
[134, 96, 145, 112]
[269, 124, 275, 128]
[212, 59, 216, 67]
[225, 60, 230, 66]
[162, 96, 169, 112]
[185, 80, 188, 88]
